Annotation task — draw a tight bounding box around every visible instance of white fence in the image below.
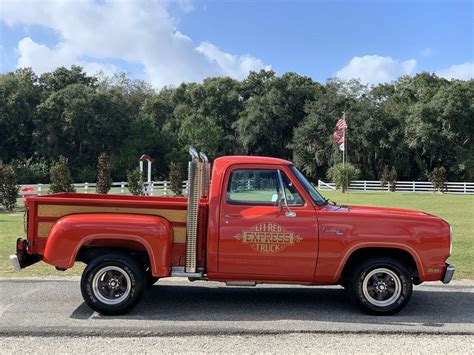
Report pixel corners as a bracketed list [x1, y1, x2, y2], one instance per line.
[16, 179, 474, 201]
[318, 180, 474, 194]
[18, 181, 189, 200]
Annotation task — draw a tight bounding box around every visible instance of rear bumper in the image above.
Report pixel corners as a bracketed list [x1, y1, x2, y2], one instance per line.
[442, 263, 455, 284]
[9, 238, 41, 271]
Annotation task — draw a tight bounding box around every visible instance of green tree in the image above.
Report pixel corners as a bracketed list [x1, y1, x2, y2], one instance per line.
[168, 162, 183, 196]
[429, 167, 448, 193]
[327, 163, 360, 193]
[127, 169, 144, 196]
[389, 166, 398, 192]
[10, 158, 50, 184]
[0, 69, 41, 162]
[39, 65, 96, 92]
[291, 79, 351, 179]
[49, 156, 76, 193]
[34, 82, 133, 180]
[236, 72, 321, 158]
[96, 153, 112, 194]
[178, 113, 225, 158]
[0, 164, 20, 211]
[380, 165, 390, 191]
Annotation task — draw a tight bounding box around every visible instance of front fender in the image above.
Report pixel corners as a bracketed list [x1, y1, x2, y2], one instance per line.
[43, 213, 172, 276]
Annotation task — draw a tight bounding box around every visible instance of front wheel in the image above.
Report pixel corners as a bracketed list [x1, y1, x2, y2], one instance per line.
[348, 258, 413, 315]
[80, 252, 145, 315]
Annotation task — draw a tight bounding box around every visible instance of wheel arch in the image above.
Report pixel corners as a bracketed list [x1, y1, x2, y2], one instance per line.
[338, 246, 423, 285]
[43, 213, 173, 277]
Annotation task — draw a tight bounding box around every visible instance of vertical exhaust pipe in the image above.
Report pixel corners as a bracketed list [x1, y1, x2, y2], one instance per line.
[186, 146, 201, 273]
[199, 152, 210, 199]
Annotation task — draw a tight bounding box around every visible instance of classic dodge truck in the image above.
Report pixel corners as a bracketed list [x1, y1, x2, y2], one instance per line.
[10, 148, 454, 315]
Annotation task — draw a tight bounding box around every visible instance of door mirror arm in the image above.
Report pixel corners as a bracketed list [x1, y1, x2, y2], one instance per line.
[277, 170, 296, 218]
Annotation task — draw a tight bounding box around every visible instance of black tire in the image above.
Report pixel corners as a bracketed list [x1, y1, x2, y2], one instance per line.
[348, 257, 413, 315]
[80, 252, 145, 315]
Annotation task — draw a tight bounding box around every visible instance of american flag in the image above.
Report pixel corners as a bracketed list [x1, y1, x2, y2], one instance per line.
[336, 113, 348, 130]
[332, 130, 344, 144]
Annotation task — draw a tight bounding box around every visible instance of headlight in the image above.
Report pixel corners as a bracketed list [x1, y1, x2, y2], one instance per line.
[449, 225, 453, 256]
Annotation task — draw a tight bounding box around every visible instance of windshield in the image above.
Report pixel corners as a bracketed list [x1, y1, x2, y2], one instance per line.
[290, 166, 327, 206]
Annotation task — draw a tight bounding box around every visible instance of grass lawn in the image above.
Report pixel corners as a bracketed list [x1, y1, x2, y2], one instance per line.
[1, 191, 472, 279]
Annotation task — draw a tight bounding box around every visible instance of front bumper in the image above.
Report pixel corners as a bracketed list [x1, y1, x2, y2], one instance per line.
[442, 263, 455, 284]
[9, 238, 41, 271]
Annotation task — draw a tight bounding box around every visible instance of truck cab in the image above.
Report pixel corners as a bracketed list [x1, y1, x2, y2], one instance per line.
[10, 148, 454, 315]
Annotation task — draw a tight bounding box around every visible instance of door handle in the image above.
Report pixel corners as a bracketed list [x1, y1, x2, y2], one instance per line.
[224, 213, 241, 219]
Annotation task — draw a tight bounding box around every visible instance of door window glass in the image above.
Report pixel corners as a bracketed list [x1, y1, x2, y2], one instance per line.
[227, 169, 304, 206]
[281, 173, 304, 206]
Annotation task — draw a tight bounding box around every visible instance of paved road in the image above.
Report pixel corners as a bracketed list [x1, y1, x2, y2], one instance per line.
[1, 278, 473, 353]
[1, 333, 473, 353]
[0, 277, 473, 337]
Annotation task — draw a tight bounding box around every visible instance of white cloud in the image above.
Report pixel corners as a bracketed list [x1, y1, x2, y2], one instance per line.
[436, 62, 474, 80]
[1, 0, 269, 87]
[196, 42, 271, 78]
[336, 55, 417, 85]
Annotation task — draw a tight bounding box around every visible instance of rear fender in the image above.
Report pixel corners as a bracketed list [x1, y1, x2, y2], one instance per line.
[43, 213, 173, 276]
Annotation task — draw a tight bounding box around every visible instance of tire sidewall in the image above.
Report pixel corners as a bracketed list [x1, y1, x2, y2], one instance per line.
[350, 258, 413, 315]
[81, 253, 144, 315]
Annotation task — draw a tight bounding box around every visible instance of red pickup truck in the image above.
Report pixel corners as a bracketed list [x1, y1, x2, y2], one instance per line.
[10, 148, 454, 315]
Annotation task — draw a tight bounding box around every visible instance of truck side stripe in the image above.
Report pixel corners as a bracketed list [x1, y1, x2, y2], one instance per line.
[37, 205, 187, 223]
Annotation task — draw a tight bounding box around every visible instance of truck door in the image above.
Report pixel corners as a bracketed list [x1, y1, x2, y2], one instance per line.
[218, 166, 318, 281]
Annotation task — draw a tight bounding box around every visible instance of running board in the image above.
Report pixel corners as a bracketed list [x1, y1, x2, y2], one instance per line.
[225, 281, 257, 287]
[171, 266, 204, 278]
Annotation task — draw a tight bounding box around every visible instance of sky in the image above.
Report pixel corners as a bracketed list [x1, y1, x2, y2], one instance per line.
[0, 0, 473, 87]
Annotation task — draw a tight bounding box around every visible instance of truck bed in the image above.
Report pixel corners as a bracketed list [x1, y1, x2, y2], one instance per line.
[25, 193, 207, 267]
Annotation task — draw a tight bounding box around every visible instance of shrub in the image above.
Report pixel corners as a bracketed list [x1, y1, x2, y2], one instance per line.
[96, 152, 112, 194]
[10, 158, 50, 184]
[168, 162, 183, 196]
[327, 163, 360, 193]
[380, 165, 390, 191]
[429, 167, 447, 193]
[127, 168, 144, 196]
[389, 166, 397, 192]
[49, 156, 76, 193]
[0, 165, 20, 211]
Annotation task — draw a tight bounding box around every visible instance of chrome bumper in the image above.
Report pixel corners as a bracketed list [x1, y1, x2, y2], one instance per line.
[10, 255, 21, 272]
[442, 263, 455, 284]
[10, 238, 42, 271]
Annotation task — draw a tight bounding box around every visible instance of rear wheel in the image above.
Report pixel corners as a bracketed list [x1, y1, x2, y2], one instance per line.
[348, 258, 413, 315]
[81, 252, 145, 315]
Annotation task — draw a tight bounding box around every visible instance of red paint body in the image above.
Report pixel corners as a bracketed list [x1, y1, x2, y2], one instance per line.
[21, 156, 452, 284]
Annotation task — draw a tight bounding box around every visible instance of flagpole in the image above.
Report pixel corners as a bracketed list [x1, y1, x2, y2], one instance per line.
[345, 112, 347, 166]
[342, 129, 345, 166]
[343, 112, 346, 167]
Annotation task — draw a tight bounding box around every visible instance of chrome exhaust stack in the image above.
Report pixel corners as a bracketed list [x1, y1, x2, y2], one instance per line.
[185, 147, 211, 274]
[186, 146, 201, 273]
[199, 152, 210, 199]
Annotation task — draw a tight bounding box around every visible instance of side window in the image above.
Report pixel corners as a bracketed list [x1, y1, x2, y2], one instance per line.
[227, 169, 279, 205]
[281, 173, 304, 206]
[226, 169, 305, 206]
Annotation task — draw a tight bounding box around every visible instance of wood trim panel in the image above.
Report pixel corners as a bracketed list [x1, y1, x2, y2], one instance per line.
[37, 204, 187, 223]
[37, 222, 54, 238]
[173, 227, 186, 244]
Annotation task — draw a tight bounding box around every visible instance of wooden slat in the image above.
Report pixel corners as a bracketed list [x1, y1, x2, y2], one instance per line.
[37, 204, 187, 223]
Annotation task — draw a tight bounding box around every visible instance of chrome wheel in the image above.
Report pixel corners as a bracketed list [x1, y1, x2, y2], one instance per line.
[92, 266, 132, 305]
[362, 268, 401, 307]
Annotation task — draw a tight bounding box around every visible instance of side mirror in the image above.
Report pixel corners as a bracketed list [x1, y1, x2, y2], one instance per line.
[277, 197, 296, 217]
